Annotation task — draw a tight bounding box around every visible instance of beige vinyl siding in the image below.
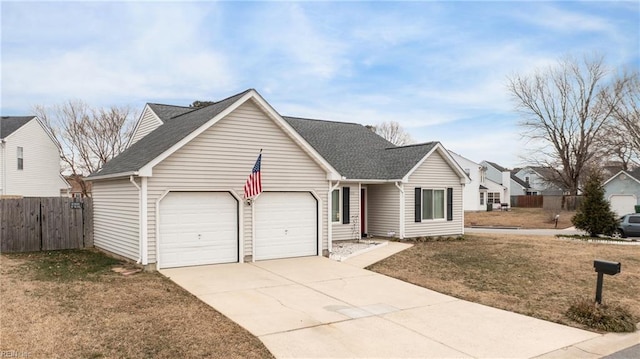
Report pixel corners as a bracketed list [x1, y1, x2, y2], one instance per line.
[367, 183, 400, 237]
[92, 178, 140, 261]
[332, 185, 360, 241]
[146, 100, 328, 263]
[2, 119, 68, 196]
[404, 151, 464, 237]
[129, 108, 163, 146]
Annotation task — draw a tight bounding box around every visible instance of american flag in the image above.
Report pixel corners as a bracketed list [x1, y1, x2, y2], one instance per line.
[244, 153, 262, 199]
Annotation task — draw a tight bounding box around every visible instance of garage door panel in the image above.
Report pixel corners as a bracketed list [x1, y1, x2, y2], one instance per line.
[255, 192, 317, 261]
[159, 192, 238, 268]
[610, 195, 637, 216]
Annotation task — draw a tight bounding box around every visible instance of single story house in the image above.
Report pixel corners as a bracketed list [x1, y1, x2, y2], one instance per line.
[88, 89, 467, 269]
[0, 116, 69, 197]
[603, 169, 640, 216]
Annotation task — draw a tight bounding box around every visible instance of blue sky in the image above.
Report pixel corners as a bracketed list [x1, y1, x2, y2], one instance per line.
[2, 1, 638, 168]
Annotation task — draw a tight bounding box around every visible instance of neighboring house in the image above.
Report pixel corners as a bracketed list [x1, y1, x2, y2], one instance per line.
[514, 166, 565, 195]
[88, 89, 467, 270]
[479, 161, 527, 208]
[450, 151, 503, 211]
[603, 168, 640, 216]
[0, 116, 69, 197]
[62, 176, 92, 198]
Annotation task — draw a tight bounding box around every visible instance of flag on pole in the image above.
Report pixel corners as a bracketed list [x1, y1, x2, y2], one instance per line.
[244, 152, 262, 199]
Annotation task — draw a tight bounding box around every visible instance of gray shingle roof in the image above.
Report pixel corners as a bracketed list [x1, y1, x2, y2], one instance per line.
[1, 116, 34, 139]
[89, 90, 251, 177]
[628, 168, 640, 181]
[148, 103, 195, 122]
[91, 89, 444, 181]
[283, 116, 437, 179]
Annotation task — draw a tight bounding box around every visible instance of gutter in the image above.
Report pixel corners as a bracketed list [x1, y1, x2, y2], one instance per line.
[87, 171, 139, 181]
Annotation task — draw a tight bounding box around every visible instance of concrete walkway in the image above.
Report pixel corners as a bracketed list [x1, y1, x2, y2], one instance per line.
[161, 252, 611, 358]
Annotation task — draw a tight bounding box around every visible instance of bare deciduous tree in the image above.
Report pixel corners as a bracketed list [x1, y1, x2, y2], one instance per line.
[34, 100, 135, 196]
[609, 71, 640, 159]
[508, 55, 627, 195]
[369, 121, 414, 146]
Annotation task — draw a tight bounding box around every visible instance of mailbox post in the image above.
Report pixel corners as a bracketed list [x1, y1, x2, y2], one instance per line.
[593, 260, 621, 304]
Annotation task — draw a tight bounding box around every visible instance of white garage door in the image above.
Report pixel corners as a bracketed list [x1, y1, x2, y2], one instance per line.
[159, 192, 238, 268]
[610, 195, 637, 216]
[254, 192, 317, 260]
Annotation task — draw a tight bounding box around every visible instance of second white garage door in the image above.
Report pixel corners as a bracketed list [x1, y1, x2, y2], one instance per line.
[159, 191, 238, 268]
[610, 194, 637, 216]
[254, 192, 318, 260]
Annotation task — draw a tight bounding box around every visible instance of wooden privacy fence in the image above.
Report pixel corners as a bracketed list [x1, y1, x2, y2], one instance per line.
[0, 197, 93, 253]
[511, 195, 544, 208]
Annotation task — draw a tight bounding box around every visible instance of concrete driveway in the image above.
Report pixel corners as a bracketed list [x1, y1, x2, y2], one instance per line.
[161, 255, 602, 358]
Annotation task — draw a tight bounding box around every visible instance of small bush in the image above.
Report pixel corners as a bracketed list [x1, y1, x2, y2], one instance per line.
[408, 235, 465, 243]
[566, 298, 637, 332]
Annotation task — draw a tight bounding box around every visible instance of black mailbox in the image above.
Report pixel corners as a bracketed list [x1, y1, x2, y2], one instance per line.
[594, 260, 621, 275]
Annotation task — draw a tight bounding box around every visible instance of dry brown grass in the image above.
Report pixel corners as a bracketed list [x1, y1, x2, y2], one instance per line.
[465, 207, 576, 229]
[0, 250, 274, 359]
[368, 234, 640, 331]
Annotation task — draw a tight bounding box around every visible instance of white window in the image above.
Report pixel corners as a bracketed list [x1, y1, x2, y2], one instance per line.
[331, 189, 340, 222]
[487, 192, 501, 204]
[480, 193, 485, 205]
[17, 147, 23, 170]
[422, 189, 445, 220]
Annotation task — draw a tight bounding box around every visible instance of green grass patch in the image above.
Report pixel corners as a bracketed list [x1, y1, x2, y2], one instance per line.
[6, 249, 123, 282]
[566, 298, 637, 332]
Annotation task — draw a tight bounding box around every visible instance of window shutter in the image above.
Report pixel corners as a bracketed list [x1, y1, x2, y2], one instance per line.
[447, 187, 453, 221]
[415, 187, 421, 222]
[342, 187, 350, 224]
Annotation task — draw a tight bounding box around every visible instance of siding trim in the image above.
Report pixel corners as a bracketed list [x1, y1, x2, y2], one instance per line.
[126, 104, 162, 148]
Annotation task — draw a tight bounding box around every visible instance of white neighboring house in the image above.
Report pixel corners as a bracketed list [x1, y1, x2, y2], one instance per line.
[603, 169, 640, 216]
[0, 116, 69, 197]
[480, 161, 530, 208]
[514, 166, 565, 195]
[450, 151, 504, 211]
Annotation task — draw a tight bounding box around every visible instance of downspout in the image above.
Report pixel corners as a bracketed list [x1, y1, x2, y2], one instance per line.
[140, 177, 148, 265]
[395, 181, 405, 239]
[129, 176, 142, 264]
[328, 180, 340, 253]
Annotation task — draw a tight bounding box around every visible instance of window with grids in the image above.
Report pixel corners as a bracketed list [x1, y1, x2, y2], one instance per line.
[487, 192, 501, 204]
[422, 189, 445, 220]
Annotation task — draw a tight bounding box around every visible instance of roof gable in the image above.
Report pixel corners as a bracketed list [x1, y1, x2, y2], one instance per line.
[90, 90, 252, 178]
[603, 169, 640, 187]
[90, 90, 340, 180]
[1, 116, 35, 139]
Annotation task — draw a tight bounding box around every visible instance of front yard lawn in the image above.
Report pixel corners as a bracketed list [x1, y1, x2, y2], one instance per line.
[0, 249, 274, 359]
[465, 208, 576, 229]
[368, 234, 640, 331]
